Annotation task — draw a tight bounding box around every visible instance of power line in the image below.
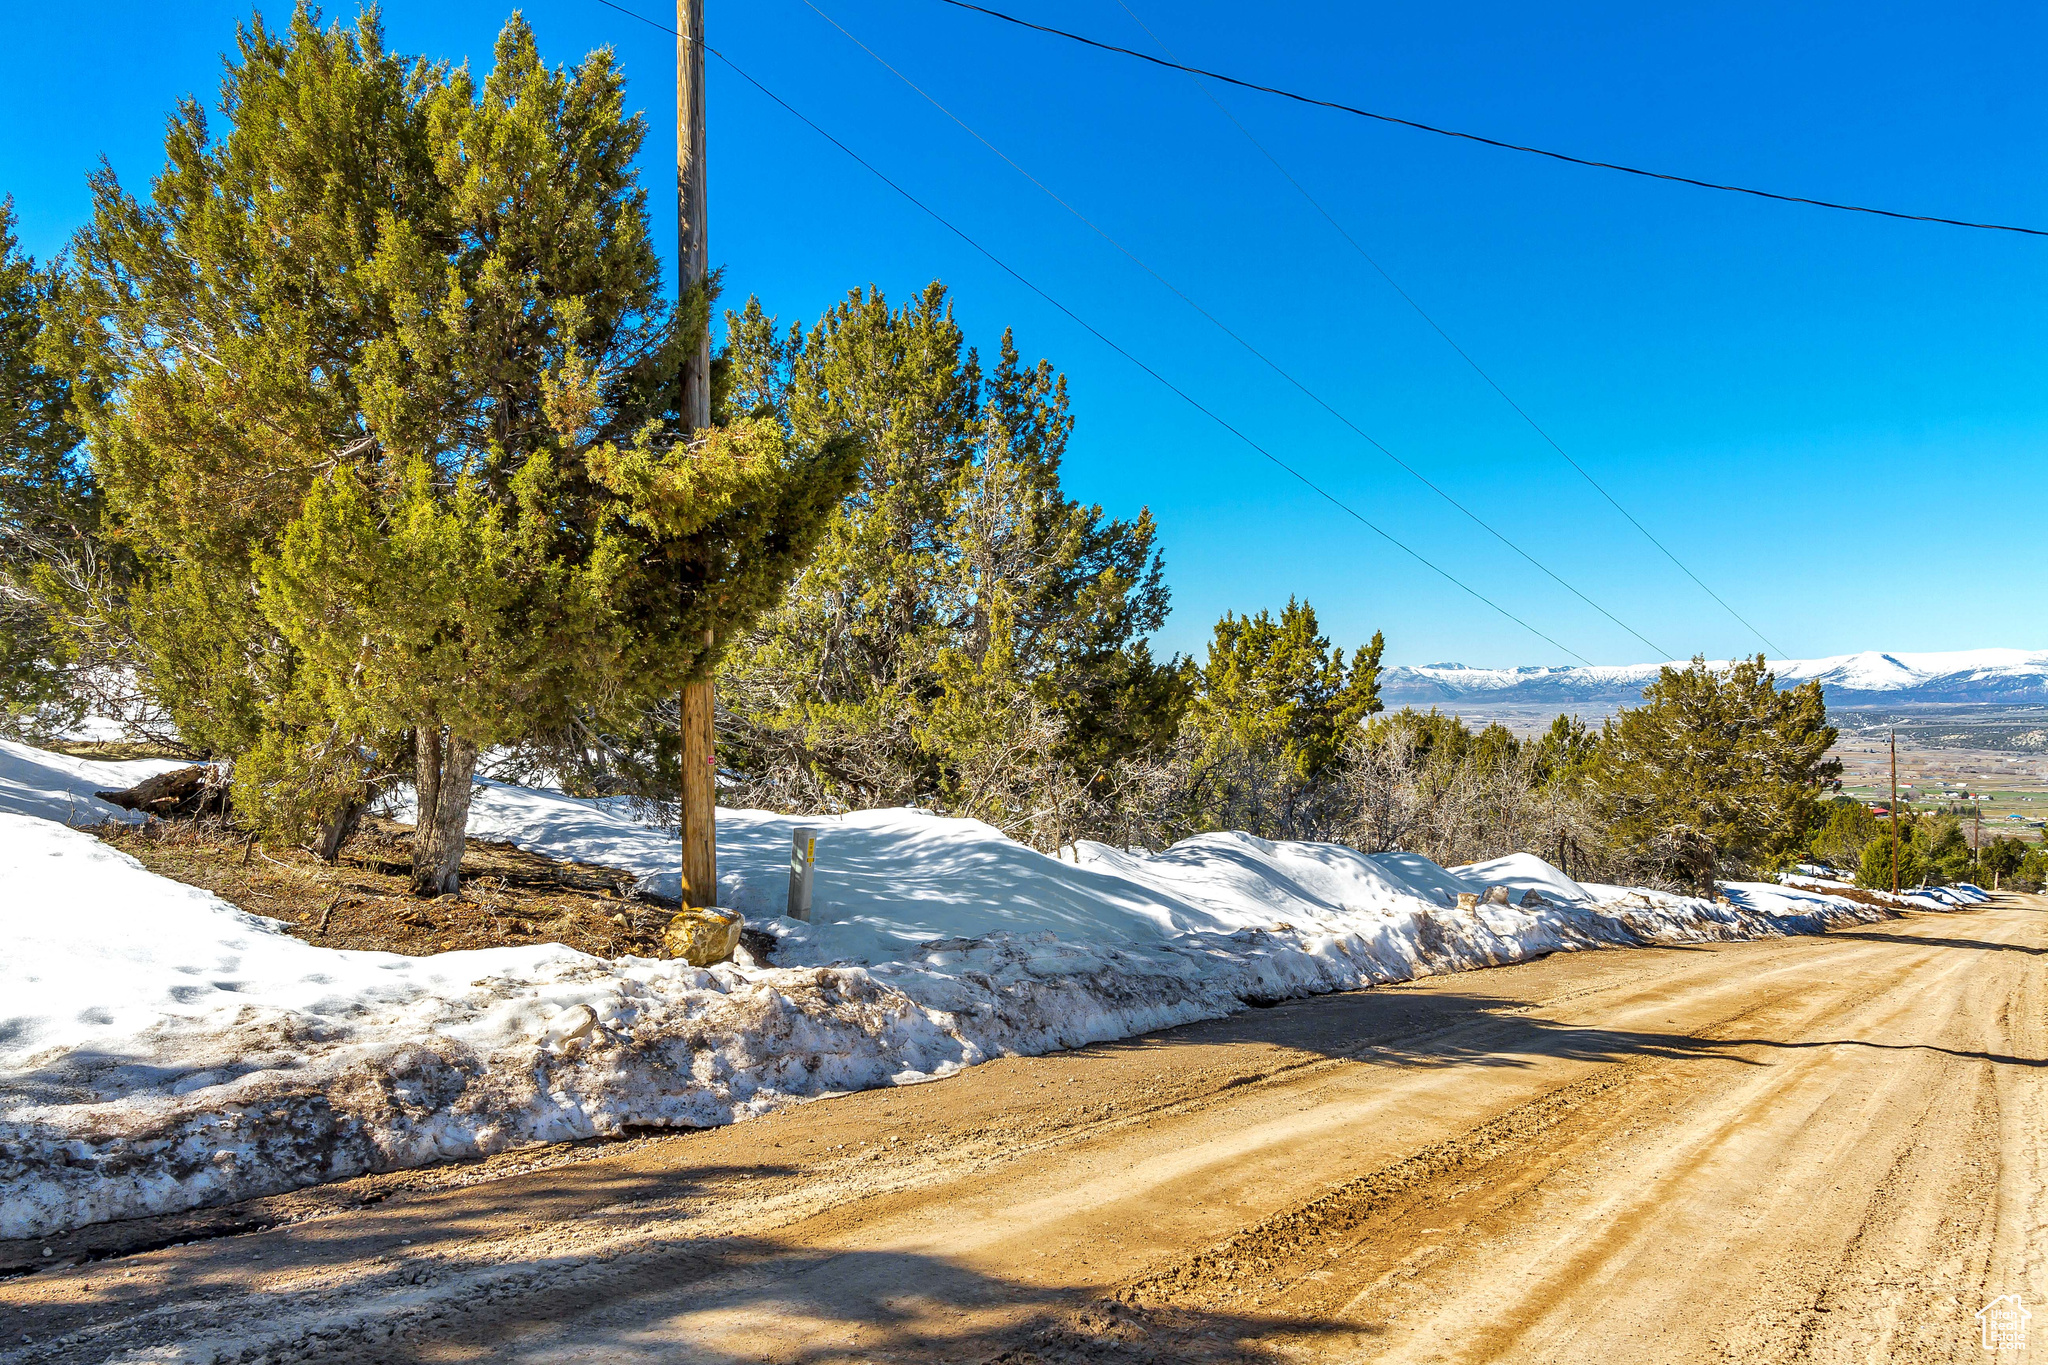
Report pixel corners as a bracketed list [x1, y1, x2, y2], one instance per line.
[1105, 0, 1780, 658]
[795, 0, 1674, 660]
[588, 0, 1597, 663]
[932, 0, 2048, 241]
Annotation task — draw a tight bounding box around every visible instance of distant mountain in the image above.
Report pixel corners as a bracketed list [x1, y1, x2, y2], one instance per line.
[1380, 650, 2048, 709]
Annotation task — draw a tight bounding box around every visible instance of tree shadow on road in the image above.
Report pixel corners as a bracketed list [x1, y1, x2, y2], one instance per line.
[1825, 930, 2046, 955]
[12, 1172, 1367, 1365]
[359, 1239, 1353, 1364]
[1084, 947, 2045, 1078]
[1086, 983, 1763, 1075]
[6, 1158, 795, 1319]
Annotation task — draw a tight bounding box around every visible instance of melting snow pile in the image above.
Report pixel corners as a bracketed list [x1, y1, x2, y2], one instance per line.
[0, 741, 1961, 1239]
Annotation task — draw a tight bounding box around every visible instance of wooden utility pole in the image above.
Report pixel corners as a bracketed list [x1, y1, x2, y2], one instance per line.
[1889, 729, 1899, 894]
[677, 0, 716, 908]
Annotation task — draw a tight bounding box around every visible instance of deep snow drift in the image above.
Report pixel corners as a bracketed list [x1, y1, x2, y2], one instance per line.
[0, 746, 1984, 1240]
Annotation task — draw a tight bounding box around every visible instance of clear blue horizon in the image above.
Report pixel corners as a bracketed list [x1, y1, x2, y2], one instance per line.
[5, 0, 2044, 669]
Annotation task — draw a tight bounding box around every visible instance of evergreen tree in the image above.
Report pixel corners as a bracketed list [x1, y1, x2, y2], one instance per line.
[1362, 706, 1478, 769]
[51, 12, 857, 891]
[1857, 829, 1920, 891]
[1808, 795, 1882, 869]
[1980, 834, 2026, 888]
[717, 285, 1179, 845]
[0, 198, 97, 736]
[1589, 654, 1840, 894]
[1530, 713, 1598, 787]
[1184, 598, 1382, 838]
[1913, 813, 1972, 884]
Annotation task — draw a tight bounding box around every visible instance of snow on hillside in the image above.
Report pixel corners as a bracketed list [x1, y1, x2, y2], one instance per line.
[1381, 648, 2048, 707]
[0, 744, 1980, 1239]
[0, 738, 190, 826]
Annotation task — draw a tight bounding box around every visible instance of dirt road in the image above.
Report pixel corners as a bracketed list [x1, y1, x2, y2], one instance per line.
[6, 897, 2043, 1364]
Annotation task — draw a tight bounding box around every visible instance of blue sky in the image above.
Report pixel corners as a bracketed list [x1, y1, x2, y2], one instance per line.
[5, 0, 2045, 667]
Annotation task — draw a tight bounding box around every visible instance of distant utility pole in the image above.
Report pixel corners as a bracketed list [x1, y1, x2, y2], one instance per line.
[677, 0, 716, 908]
[1889, 729, 1899, 894]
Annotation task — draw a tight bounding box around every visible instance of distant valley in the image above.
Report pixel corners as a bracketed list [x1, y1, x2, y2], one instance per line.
[1383, 650, 2048, 751]
[1382, 649, 2048, 709]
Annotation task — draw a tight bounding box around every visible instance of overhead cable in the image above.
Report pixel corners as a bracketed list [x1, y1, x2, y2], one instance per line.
[589, 0, 1599, 664]
[1106, 0, 1781, 657]
[932, 0, 2048, 241]
[797, 0, 1674, 661]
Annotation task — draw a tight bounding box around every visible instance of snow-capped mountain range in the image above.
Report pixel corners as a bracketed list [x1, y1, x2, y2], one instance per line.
[1380, 649, 2048, 708]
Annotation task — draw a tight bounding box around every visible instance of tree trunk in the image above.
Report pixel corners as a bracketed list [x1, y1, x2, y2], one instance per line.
[314, 799, 366, 865]
[411, 727, 479, 898]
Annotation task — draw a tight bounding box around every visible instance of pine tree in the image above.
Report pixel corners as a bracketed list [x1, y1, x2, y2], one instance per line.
[1857, 829, 1919, 891]
[1529, 712, 1598, 787]
[1589, 654, 1840, 894]
[50, 12, 857, 892]
[0, 198, 97, 736]
[1183, 599, 1382, 838]
[1808, 796, 1881, 870]
[717, 285, 1179, 844]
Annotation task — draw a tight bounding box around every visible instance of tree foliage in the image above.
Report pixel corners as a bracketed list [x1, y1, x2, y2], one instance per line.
[1809, 796, 1882, 871]
[716, 284, 1179, 848]
[1587, 655, 1840, 894]
[50, 9, 856, 890]
[1178, 599, 1381, 839]
[1342, 707, 1603, 875]
[0, 198, 99, 737]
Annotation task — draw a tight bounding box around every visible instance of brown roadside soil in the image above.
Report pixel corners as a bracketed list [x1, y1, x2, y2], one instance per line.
[92, 815, 680, 959]
[4, 895, 2041, 1365]
[1777, 875, 1931, 910]
[39, 738, 192, 764]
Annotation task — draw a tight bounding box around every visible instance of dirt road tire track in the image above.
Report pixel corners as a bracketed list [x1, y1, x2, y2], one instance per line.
[3, 898, 2042, 1364]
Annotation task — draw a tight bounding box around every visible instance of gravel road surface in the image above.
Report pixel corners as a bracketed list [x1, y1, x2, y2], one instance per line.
[5, 896, 2042, 1364]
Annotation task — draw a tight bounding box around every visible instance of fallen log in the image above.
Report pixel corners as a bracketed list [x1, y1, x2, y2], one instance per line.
[94, 765, 229, 819]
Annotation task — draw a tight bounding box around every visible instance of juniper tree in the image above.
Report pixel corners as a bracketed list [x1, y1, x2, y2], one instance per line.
[1529, 712, 1598, 787]
[1980, 834, 2025, 888]
[52, 10, 857, 892]
[1808, 796, 1881, 870]
[0, 199, 99, 737]
[1857, 829, 1919, 891]
[1182, 599, 1382, 839]
[1342, 708, 1604, 872]
[1588, 654, 1839, 894]
[717, 285, 1180, 846]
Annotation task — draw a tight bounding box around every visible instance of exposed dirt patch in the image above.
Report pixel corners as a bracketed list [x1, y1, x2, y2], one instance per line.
[1780, 876, 1939, 911]
[92, 815, 678, 959]
[1113, 1063, 1641, 1311]
[39, 738, 190, 763]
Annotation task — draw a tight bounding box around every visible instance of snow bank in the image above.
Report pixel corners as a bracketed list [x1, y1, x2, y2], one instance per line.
[1779, 871, 1993, 913]
[0, 747, 1964, 1240]
[0, 738, 188, 827]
